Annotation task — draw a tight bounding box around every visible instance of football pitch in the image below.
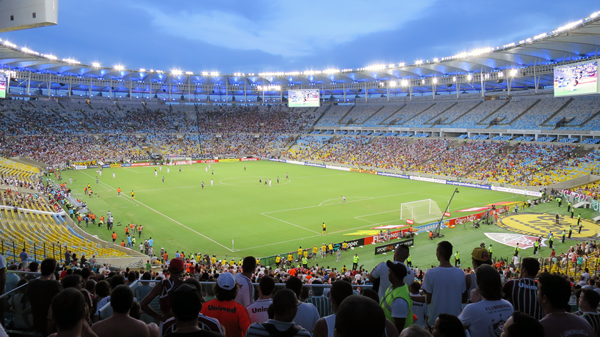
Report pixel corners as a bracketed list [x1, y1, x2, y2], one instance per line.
[65, 161, 558, 270]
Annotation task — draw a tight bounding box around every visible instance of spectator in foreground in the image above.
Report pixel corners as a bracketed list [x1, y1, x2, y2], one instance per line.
[285, 276, 320, 334]
[200, 272, 250, 337]
[162, 279, 225, 335]
[503, 257, 543, 320]
[400, 325, 432, 337]
[28, 258, 62, 336]
[369, 244, 415, 302]
[459, 265, 513, 337]
[381, 261, 413, 332]
[165, 284, 223, 337]
[234, 256, 256, 307]
[334, 295, 386, 337]
[247, 276, 275, 324]
[306, 279, 332, 318]
[141, 258, 184, 325]
[92, 285, 159, 337]
[423, 241, 465, 328]
[538, 273, 595, 337]
[246, 289, 310, 337]
[313, 280, 354, 337]
[574, 289, 600, 335]
[49, 288, 86, 337]
[500, 311, 545, 337]
[431, 314, 465, 337]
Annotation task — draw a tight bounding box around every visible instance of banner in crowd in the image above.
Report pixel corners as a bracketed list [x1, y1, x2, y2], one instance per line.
[377, 172, 410, 179]
[101, 164, 111, 168]
[131, 162, 152, 167]
[110, 164, 121, 168]
[350, 168, 377, 175]
[240, 158, 260, 162]
[74, 165, 87, 170]
[492, 186, 542, 197]
[374, 238, 415, 255]
[121, 163, 131, 167]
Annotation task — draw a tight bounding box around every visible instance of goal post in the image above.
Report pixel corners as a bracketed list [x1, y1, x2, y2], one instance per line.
[400, 199, 443, 224]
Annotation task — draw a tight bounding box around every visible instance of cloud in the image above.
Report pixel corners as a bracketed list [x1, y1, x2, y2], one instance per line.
[134, 0, 437, 58]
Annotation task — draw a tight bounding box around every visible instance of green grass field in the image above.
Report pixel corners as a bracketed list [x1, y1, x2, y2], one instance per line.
[65, 161, 586, 271]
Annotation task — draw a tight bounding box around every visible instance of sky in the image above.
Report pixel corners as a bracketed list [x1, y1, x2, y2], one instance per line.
[1, 0, 599, 74]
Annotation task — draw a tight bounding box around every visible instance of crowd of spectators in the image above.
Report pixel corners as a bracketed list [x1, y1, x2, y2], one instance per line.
[4, 239, 600, 337]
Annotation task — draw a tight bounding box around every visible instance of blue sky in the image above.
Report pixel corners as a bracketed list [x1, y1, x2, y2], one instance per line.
[2, 0, 598, 74]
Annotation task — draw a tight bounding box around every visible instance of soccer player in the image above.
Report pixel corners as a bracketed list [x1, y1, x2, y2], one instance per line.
[244, 166, 246, 171]
[117, 187, 121, 196]
[205, 167, 208, 172]
[336, 248, 341, 262]
[113, 172, 116, 179]
[277, 177, 279, 184]
[268, 179, 271, 186]
[210, 179, 213, 187]
[155, 170, 158, 177]
[312, 245, 318, 259]
[179, 167, 181, 173]
[167, 168, 170, 173]
[321, 243, 326, 258]
[322, 222, 326, 235]
[297, 247, 303, 261]
[69, 177, 73, 184]
[96, 176, 99, 184]
[201, 181, 204, 190]
[211, 170, 214, 175]
[162, 176, 164, 183]
[342, 195, 345, 203]
[259, 177, 262, 183]
[131, 190, 135, 199]
[286, 173, 289, 180]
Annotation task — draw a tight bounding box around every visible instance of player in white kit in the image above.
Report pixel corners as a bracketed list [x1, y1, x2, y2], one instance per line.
[167, 168, 170, 173]
[268, 179, 271, 186]
[206, 167, 208, 172]
[112, 173, 116, 179]
[155, 171, 158, 177]
[210, 179, 213, 187]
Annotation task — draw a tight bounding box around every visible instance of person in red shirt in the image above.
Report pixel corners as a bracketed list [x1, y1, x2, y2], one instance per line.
[201, 272, 250, 337]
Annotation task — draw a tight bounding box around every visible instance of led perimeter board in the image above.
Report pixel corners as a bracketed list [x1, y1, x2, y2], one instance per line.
[288, 89, 320, 107]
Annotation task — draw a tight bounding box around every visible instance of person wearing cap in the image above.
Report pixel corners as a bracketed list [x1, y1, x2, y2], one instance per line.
[459, 265, 513, 337]
[380, 260, 413, 332]
[369, 244, 415, 302]
[201, 272, 251, 337]
[246, 289, 310, 337]
[463, 247, 492, 304]
[141, 258, 184, 325]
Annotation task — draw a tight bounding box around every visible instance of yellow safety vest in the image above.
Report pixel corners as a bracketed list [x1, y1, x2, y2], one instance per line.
[381, 285, 413, 329]
[353, 256, 359, 263]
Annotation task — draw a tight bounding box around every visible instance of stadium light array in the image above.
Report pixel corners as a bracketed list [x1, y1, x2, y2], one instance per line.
[92, 62, 101, 68]
[467, 74, 472, 81]
[452, 77, 456, 82]
[498, 72, 504, 78]
[63, 58, 80, 65]
[171, 69, 183, 75]
[510, 69, 518, 77]
[21, 47, 39, 55]
[114, 65, 125, 71]
[139, 68, 146, 72]
[43, 54, 57, 60]
[389, 81, 397, 87]
[2, 40, 16, 48]
[401, 80, 408, 87]
[433, 78, 438, 84]
[415, 60, 423, 65]
[185, 71, 193, 75]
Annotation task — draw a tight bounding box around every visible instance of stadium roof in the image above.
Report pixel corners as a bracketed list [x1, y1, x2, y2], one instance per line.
[0, 10, 598, 96]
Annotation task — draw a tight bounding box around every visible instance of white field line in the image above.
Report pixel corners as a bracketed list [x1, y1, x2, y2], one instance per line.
[80, 171, 232, 251]
[239, 195, 521, 252]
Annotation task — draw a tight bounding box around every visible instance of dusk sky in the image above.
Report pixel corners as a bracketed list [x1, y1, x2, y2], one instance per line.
[1, 1, 598, 74]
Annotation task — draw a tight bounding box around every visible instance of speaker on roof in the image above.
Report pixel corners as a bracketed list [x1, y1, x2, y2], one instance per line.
[446, 84, 452, 88]
[0, 0, 58, 33]
[497, 79, 504, 84]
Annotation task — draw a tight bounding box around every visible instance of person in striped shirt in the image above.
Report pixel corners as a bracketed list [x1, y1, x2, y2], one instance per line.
[502, 257, 544, 320]
[245, 289, 310, 337]
[306, 280, 332, 318]
[165, 284, 223, 337]
[575, 289, 600, 336]
[234, 256, 256, 307]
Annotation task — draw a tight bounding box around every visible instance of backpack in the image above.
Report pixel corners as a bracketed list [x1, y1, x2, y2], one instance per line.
[261, 323, 300, 337]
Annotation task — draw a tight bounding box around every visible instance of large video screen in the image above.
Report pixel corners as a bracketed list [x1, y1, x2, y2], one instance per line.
[0, 75, 7, 99]
[288, 89, 320, 107]
[554, 60, 598, 97]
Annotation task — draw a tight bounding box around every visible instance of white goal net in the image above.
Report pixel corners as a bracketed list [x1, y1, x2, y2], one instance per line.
[400, 199, 443, 224]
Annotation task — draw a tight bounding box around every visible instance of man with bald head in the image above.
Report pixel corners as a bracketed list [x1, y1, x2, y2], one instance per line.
[369, 244, 414, 301]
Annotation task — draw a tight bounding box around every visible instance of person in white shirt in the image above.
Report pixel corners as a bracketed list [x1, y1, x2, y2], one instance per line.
[247, 276, 275, 323]
[286, 276, 320, 333]
[369, 244, 415, 301]
[459, 265, 514, 337]
[423, 241, 466, 327]
[234, 256, 256, 307]
[312, 280, 354, 337]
